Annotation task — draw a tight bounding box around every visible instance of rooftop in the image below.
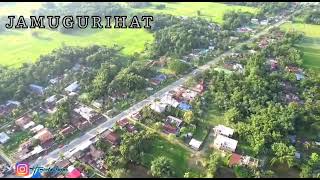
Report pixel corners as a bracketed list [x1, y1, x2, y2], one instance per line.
[213, 125, 234, 137]
[65, 81, 80, 93]
[34, 128, 54, 144]
[0, 132, 10, 144]
[102, 130, 120, 145]
[214, 134, 238, 152]
[189, 138, 202, 150]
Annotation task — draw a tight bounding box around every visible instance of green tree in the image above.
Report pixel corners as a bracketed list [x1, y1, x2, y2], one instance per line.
[109, 168, 128, 178]
[150, 156, 175, 178]
[168, 59, 190, 75]
[270, 142, 296, 168]
[300, 153, 320, 178]
[183, 111, 194, 124]
[205, 153, 222, 178]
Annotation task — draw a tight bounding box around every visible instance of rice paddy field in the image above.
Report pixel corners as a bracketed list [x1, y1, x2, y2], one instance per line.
[281, 22, 320, 71]
[0, 29, 153, 67]
[0, 2, 257, 67]
[133, 2, 259, 24]
[0, 2, 153, 67]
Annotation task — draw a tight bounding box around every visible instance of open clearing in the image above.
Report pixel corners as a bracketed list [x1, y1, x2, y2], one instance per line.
[141, 136, 191, 177]
[134, 2, 258, 24]
[0, 29, 153, 67]
[281, 22, 320, 71]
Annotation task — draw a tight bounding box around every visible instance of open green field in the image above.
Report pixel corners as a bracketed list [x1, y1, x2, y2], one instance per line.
[281, 23, 320, 71]
[141, 136, 191, 177]
[0, 29, 153, 67]
[133, 2, 258, 24]
[0, 2, 257, 67]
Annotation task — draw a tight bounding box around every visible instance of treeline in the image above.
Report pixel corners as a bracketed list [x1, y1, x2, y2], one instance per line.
[222, 10, 254, 30]
[145, 15, 228, 58]
[0, 45, 125, 103]
[127, 2, 151, 8]
[226, 2, 292, 15]
[200, 28, 320, 168]
[304, 10, 320, 25]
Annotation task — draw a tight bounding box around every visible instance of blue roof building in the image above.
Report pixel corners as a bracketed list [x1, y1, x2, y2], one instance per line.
[178, 102, 192, 111]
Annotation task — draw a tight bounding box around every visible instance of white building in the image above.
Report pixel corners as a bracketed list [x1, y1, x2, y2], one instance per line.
[233, 63, 244, 73]
[251, 18, 259, 25]
[213, 125, 234, 137]
[45, 95, 57, 104]
[22, 121, 35, 130]
[166, 116, 183, 127]
[0, 132, 10, 144]
[49, 78, 59, 85]
[65, 81, 80, 93]
[189, 138, 202, 150]
[260, 20, 269, 26]
[30, 124, 44, 134]
[213, 134, 238, 152]
[6, 100, 21, 107]
[150, 102, 167, 113]
[74, 106, 97, 121]
[161, 93, 179, 108]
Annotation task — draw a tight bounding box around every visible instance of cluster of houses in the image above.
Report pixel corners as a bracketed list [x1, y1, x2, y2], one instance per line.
[0, 101, 21, 118]
[142, 81, 206, 149]
[10, 102, 103, 162]
[211, 125, 259, 168]
[117, 118, 138, 134]
[258, 31, 285, 49]
[285, 65, 305, 81]
[237, 27, 254, 33]
[41, 118, 140, 178]
[29, 78, 80, 98]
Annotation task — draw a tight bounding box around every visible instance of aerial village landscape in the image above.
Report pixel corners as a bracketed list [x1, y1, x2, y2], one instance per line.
[0, 2, 319, 178]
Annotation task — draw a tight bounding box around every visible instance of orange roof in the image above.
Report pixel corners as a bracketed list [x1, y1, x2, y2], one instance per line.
[34, 128, 54, 144]
[117, 118, 129, 128]
[15, 116, 32, 127]
[229, 153, 242, 166]
[102, 130, 120, 145]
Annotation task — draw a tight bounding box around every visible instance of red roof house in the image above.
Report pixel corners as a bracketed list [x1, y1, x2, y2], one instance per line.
[163, 124, 178, 135]
[126, 124, 137, 133]
[229, 153, 242, 166]
[66, 168, 81, 178]
[102, 130, 120, 145]
[117, 118, 129, 128]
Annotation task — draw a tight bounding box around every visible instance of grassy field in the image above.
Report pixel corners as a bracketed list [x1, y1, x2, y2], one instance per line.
[0, 29, 153, 67]
[202, 104, 225, 127]
[281, 23, 320, 71]
[133, 2, 258, 24]
[3, 130, 32, 156]
[193, 105, 224, 142]
[141, 136, 191, 177]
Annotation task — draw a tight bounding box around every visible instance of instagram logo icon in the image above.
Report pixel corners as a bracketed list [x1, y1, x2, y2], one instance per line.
[15, 162, 30, 176]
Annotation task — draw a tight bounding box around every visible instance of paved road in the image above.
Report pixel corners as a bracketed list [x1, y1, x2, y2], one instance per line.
[31, 8, 301, 168]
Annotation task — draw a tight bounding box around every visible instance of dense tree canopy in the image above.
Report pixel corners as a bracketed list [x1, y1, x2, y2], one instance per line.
[150, 156, 175, 178]
[222, 11, 254, 30]
[304, 10, 320, 25]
